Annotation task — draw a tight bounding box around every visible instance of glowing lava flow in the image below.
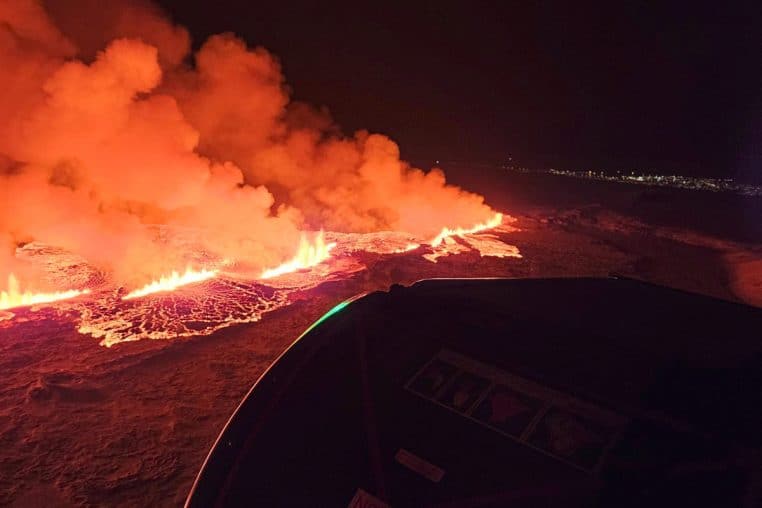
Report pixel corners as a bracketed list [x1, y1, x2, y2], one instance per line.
[430, 212, 504, 247]
[260, 231, 336, 279]
[122, 267, 218, 300]
[0, 273, 90, 310]
[393, 243, 420, 253]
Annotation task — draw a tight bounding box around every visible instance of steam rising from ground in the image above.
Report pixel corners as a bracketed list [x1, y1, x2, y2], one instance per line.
[0, 0, 497, 292]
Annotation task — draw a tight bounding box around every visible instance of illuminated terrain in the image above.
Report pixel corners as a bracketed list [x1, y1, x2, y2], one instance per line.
[1, 201, 760, 507]
[0, 2, 758, 507]
[0, 216, 520, 347]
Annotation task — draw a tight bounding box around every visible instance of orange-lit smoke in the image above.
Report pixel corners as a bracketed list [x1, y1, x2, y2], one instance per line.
[0, 0, 498, 292]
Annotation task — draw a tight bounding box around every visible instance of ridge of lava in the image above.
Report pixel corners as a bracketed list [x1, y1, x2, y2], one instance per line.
[1, 215, 521, 346]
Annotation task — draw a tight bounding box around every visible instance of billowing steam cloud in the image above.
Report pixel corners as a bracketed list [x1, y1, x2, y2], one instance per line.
[0, 0, 495, 287]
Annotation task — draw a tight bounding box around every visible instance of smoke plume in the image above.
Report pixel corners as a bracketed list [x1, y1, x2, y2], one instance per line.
[0, 0, 496, 287]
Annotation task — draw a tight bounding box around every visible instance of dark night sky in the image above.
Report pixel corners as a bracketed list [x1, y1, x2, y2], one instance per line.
[157, 1, 761, 181]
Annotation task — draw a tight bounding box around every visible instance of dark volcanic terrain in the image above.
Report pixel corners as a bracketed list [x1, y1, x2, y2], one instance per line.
[1, 174, 761, 507]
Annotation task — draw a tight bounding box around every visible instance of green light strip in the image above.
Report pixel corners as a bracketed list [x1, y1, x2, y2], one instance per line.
[313, 301, 349, 327]
[297, 300, 351, 339]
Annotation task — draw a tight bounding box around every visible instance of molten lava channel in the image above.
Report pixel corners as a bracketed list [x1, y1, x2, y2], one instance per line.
[0, 273, 90, 311]
[430, 212, 504, 247]
[2, 215, 521, 345]
[260, 231, 336, 279]
[122, 267, 218, 300]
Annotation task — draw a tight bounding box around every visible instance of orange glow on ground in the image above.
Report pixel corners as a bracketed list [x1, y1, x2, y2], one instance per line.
[260, 231, 336, 279]
[0, 273, 90, 310]
[393, 243, 420, 253]
[122, 267, 218, 300]
[430, 213, 504, 247]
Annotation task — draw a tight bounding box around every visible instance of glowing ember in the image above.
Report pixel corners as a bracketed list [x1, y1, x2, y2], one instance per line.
[260, 231, 337, 279]
[122, 267, 218, 300]
[394, 243, 421, 253]
[0, 273, 90, 311]
[430, 213, 504, 247]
